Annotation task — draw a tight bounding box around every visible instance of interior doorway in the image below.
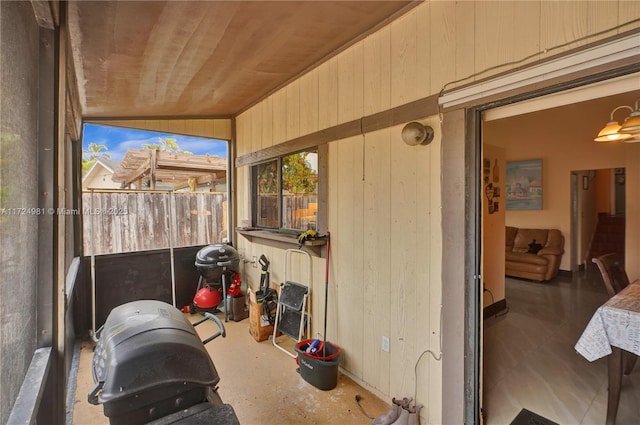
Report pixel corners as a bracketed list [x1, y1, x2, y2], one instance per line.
[571, 168, 626, 272]
[479, 83, 638, 424]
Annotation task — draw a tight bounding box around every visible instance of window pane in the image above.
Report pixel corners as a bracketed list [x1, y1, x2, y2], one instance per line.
[255, 160, 279, 228]
[282, 150, 318, 231]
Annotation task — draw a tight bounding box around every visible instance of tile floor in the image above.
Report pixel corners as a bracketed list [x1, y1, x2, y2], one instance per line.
[483, 267, 640, 425]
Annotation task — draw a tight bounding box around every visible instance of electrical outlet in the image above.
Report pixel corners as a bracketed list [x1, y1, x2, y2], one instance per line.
[382, 336, 390, 352]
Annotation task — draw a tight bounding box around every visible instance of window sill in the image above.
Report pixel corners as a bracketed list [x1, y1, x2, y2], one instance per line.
[236, 228, 326, 257]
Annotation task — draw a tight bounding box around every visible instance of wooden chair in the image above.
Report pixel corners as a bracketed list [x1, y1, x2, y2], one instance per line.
[592, 253, 637, 375]
[592, 253, 631, 298]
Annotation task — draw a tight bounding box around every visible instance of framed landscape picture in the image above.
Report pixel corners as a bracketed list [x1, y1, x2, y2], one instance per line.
[506, 159, 542, 210]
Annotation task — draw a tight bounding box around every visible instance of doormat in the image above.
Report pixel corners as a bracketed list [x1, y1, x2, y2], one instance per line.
[510, 408, 559, 425]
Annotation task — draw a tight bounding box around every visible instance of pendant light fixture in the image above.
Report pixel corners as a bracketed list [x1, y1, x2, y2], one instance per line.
[594, 98, 640, 143]
[619, 99, 640, 135]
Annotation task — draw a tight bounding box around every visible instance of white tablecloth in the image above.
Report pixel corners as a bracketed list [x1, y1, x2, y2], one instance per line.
[575, 281, 640, 362]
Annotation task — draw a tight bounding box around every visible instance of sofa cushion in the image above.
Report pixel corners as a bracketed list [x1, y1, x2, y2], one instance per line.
[505, 258, 548, 276]
[506, 251, 548, 266]
[544, 229, 563, 249]
[513, 229, 549, 253]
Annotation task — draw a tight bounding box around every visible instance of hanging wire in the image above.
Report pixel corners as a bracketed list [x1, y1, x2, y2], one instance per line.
[436, 17, 640, 132]
[440, 17, 640, 97]
[413, 305, 443, 404]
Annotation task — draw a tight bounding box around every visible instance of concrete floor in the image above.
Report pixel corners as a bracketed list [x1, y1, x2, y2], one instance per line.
[71, 313, 391, 425]
[73, 268, 637, 425]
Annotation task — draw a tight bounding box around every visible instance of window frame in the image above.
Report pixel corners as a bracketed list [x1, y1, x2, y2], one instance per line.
[251, 148, 320, 233]
[251, 157, 282, 231]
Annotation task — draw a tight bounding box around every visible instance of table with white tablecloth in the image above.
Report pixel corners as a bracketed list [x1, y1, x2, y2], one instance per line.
[575, 280, 640, 425]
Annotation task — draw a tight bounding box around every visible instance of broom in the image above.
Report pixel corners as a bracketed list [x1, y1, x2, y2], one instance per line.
[323, 231, 331, 358]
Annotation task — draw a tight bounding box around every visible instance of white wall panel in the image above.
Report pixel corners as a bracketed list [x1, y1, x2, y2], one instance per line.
[588, 0, 620, 40]
[250, 104, 262, 155]
[261, 95, 274, 149]
[337, 43, 364, 124]
[541, 1, 588, 59]
[318, 57, 338, 130]
[454, 1, 476, 84]
[364, 27, 391, 116]
[231, 2, 640, 420]
[362, 128, 392, 394]
[300, 69, 319, 135]
[415, 4, 431, 99]
[424, 116, 443, 425]
[326, 141, 340, 343]
[235, 113, 248, 157]
[620, 1, 640, 30]
[389, 125, 419, 397]
[285, 80, 301, 141]
[391, 10, 418, 107]
[429, 1, 457, 93]
[235, 165, 249, 232]
[272, 90, 287, 146]
[475, 1, 513, 76]
[332, 135, 365, 376]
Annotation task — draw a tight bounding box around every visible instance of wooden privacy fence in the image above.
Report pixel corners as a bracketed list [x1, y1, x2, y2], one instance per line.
[257, 194, 317, 230]
[83, 191, 228, 255]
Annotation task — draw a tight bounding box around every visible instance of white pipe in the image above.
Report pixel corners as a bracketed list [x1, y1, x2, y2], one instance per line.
[169, 192, 177, 307]
[90, 189, 97, 342]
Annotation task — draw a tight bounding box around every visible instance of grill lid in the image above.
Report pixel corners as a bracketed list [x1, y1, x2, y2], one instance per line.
[90, 300, 219, 405]
[195, 244, 240, 270]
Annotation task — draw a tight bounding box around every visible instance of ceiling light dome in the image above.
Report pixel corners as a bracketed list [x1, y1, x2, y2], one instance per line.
[619, 104, 640, 134]
[594, 104, 635, 143]
[401, 122, 434, 146]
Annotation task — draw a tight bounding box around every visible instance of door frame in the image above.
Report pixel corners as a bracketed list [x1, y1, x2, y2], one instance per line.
[571, 172, 580, 271]
[440, 31, 640, 424]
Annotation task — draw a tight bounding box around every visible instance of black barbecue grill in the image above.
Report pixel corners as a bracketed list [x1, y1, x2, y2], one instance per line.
[194, 243, 242, 320]
[195, 243, 240, 284]
[88, 300, 239, 425]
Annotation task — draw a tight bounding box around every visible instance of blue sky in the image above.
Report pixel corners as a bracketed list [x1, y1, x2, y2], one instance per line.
[82, 123, 228, 162]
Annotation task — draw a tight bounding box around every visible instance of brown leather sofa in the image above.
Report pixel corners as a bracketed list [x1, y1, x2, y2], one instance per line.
[505, 226, 565, 282]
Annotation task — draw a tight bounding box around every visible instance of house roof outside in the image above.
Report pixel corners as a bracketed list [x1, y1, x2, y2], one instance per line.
[92, 158, 120, 174]
[82, 158, 122, 189]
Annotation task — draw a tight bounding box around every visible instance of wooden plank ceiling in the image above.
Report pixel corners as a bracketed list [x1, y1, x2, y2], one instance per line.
[67, 0, 418, 119]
